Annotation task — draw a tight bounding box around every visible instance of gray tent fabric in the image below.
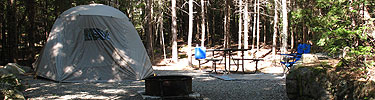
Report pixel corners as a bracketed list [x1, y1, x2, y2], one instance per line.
[33, 4, 154, 82]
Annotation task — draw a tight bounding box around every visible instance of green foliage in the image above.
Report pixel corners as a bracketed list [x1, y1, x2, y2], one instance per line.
[290, 0, 374, 71]
[317, 28, 367, 54]
[293, 0, 373, 58]
[0, 74, 25, 99]
[351, 46, 373, 56]
[118, 1, 146, 34]
[317, 26, 374, 59]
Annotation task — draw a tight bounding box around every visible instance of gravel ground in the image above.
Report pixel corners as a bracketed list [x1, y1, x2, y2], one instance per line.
[23, 70, 288, 100]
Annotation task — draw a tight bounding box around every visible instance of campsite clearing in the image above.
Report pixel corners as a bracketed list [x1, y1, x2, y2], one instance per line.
[23, 69, 288, 100]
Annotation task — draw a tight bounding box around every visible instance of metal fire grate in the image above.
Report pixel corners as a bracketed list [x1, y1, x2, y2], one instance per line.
[145, 75, 193, 96]
[140, 75, 200, 99]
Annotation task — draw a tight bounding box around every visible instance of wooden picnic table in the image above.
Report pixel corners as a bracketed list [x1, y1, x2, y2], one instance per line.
[207, 48, 263, 73]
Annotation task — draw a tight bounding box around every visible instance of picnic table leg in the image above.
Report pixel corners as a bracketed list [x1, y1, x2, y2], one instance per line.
[242, 50, 245, 73]
[235, 59, 239, 72]
[224, 50, 227, 72]
[255, 60, 259, 73]
[228, 51, 231, 73]
[213, 61, 217, 73]
[212, 51, 215, 57]
[212, 51, 216, 72]
[198, 60, 201, 69]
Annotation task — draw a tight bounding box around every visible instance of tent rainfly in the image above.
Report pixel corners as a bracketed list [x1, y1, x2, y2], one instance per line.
[33, 4, 154, 82]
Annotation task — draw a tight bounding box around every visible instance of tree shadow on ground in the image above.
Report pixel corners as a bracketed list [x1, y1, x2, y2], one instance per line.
[22, 76, 145, 99]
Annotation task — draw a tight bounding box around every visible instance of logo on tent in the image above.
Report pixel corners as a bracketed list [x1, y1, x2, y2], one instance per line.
[84, 28, 111, 41]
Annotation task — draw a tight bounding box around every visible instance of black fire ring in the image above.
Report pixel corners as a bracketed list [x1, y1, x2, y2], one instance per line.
[145, 75, 193, 96]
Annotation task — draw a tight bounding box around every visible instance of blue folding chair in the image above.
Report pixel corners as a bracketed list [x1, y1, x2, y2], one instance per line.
[280, 44, 311, 73]
[195, 46, 206, 69]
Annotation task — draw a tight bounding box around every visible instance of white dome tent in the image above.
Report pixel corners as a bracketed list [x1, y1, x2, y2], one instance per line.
[33, 4, 154, 82]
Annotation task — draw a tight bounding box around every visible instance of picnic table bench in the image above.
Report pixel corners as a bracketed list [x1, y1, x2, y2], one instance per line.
[232, 58, 264, 73]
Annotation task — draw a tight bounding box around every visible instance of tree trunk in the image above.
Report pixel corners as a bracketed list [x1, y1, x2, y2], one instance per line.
[272, 0, 278, 57]
[252, 0, 257, 50]
[244, 0, 249, 56]
[291, 26, 294, 49]
[362, 2, 375, 61]
[302, 21, 307, 43]
[206, 3, 211, 46]
[281, 0, 288, 54]
[302, 1, 307, 44]
[362, 2, 375, 39]
[26, 0, 37, 66]
[1, 1, 5, 63]
[256, 0, 260, 51]
[43, 0, 49, 44]
[263, 18, 267, 46]
[159, 0, 166, 60]
[196, 19, 200, 43]
[171, 0, 178, 63]
[147, 0, 154, 60]
[188, 0, 194, 67]
[201, 0, 206, 47]
[238, 0, 243, 56]
[160, 14, 166, 60]
[224, 1, 228, 48]
[226, 0, 231, 48]
[7, 0, 18, 63]
[211, 13, 216, 45]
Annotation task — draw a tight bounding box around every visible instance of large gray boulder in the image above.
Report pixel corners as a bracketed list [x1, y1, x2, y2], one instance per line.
[286, 67, 332, 100]
[301, 54, 320, 64]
